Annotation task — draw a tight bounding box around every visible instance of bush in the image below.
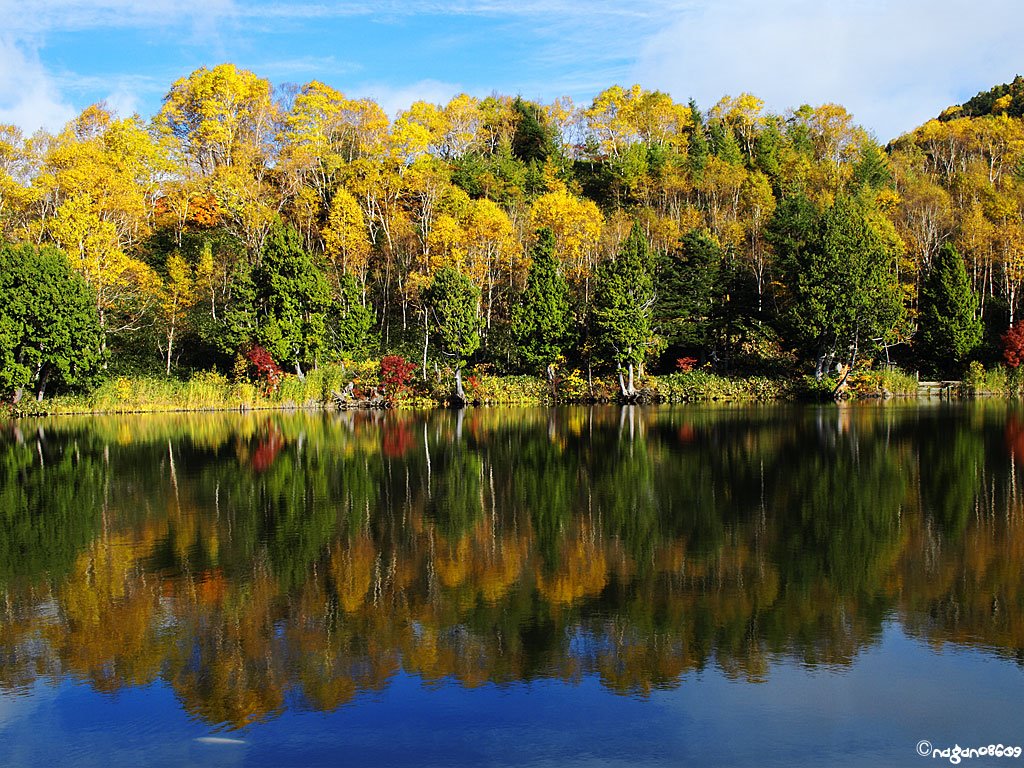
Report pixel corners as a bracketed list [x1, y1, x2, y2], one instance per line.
[965, 361, 1009, 395]
[245, 345, 284, 393]
[656, 370, 784, 402]
[846, 366, 918, 397]
[462, 372, 549, 404]
[556, 368, 590, 401]
[1003, 323, 1024, 368]
[380, 355, 418, 403]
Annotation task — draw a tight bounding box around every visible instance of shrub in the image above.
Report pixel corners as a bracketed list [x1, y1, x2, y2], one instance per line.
[380, 355, 418, 403]
[1003, 323, 1024, 368]
[245, 345, 284, 393]
[965, 361, 1008, 395]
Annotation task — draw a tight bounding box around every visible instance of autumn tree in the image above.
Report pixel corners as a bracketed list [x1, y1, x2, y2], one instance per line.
[322, 188, 372, 298]
[157, 64, 280, 255]
[158, 252, 203, 374]
[529, 184, 604, 289]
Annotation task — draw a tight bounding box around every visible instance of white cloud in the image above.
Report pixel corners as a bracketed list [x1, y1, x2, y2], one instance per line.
[634, 0, 1024, 141]
[359, 79, 466, 118]
[103, 88, 141, 120]
[255, 55, 362, 80]
[0, 37, 76, 133]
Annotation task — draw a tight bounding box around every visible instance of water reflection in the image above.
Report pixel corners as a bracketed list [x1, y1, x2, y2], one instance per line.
[1, 403, 1022, 728]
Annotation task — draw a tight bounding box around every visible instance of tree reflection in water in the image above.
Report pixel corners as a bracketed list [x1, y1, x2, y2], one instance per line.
[0, 402, 1022, 728]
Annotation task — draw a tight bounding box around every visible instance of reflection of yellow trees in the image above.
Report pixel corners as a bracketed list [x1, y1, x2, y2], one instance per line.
[330, 536, 376, 613]
[897, 509, 1024, 654]
[536, 522, 608, 606]
[593, 620, 703, 694]
[9, 406, 1024, 726]
[169, 565, 286, 728]
[0, 586, 58, 690]
[432, 517, 528, 604]
[287, 576, 401, 713]
[46, 536, 166, 692]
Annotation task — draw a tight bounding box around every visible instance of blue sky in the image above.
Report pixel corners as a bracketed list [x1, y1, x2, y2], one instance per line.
[1, 0, 1022, 142]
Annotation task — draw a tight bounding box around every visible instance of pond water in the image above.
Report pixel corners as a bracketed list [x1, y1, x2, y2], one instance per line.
[0, 403, 1022, 767]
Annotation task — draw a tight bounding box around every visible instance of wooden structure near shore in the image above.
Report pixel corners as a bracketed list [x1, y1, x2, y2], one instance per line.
[917, 380, 962, 398]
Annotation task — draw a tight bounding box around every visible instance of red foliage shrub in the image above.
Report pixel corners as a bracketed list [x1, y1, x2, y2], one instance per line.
[1003, 323, 1024, 368]
[380, 355, 418, 402]
[246, 345, 284, 393]
[676, 356, 698, 373]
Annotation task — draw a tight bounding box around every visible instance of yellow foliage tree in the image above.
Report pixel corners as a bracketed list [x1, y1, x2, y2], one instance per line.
[323, 187, 372, 296]
[48, 194, 160, 350]
[529, 185, 604, 286]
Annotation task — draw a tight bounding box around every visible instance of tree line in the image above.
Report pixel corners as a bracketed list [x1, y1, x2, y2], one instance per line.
[3, 67, 1024, 400]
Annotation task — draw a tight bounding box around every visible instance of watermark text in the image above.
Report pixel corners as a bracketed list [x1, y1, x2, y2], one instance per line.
[917, 741, 1023, 764]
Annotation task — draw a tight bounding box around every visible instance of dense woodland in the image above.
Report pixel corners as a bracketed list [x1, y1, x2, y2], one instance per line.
[4, 66, 1024, 401]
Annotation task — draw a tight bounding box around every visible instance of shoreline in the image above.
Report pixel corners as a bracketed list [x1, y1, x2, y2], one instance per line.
[4, 362, 1016, 419]
[1, 383, 999, 420]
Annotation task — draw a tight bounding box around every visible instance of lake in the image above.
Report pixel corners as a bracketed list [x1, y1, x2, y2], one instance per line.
[0, 403, 1022, 767]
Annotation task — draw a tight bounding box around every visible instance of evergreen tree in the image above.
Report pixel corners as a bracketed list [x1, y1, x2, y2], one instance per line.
[254, 224, 332, 377]
[591, 222, 654, 397]
[0, 242, 101, 402]
[511, 229, 570, 377]
[654, 229, 722, 361]
[424, 267, 481, 403]
[771, 195, 904, 378]
[851, 141, 893, 190]
[331, 272, 376, 360]
[686, 100, 709, 177]
[511, 97, 557, 165]
[754, 119, 784, 183]
[916, 242, 982, 376]
[709, 121, 743, 165]
[218, 258, 259, 359]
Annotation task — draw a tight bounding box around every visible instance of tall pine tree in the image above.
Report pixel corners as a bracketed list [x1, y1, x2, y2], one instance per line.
[425, 267, 481, 403]
[654, 229, 722, 363]
[916, 242, 982, 376]
[511, 228, 570, 378]
[591, 222, 654, 397]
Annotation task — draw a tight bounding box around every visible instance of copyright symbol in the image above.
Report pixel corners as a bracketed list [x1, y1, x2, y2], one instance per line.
[917, 740, 933, 757]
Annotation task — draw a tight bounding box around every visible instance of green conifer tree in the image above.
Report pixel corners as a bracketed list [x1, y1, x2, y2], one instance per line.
[0, 242, 101, 402]
[425, 267, 481, 403]
[654, 229, 722, 360]
[916, 242, 982, 376]
[591, 222, 654, 397]
[511, 228, 569, 377]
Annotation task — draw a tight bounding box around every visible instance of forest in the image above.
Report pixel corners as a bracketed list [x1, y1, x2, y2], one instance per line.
[3, 66, 1024, 403]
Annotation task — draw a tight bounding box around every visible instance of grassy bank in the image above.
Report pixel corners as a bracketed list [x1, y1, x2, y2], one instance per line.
[2, 363, 993, 419]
